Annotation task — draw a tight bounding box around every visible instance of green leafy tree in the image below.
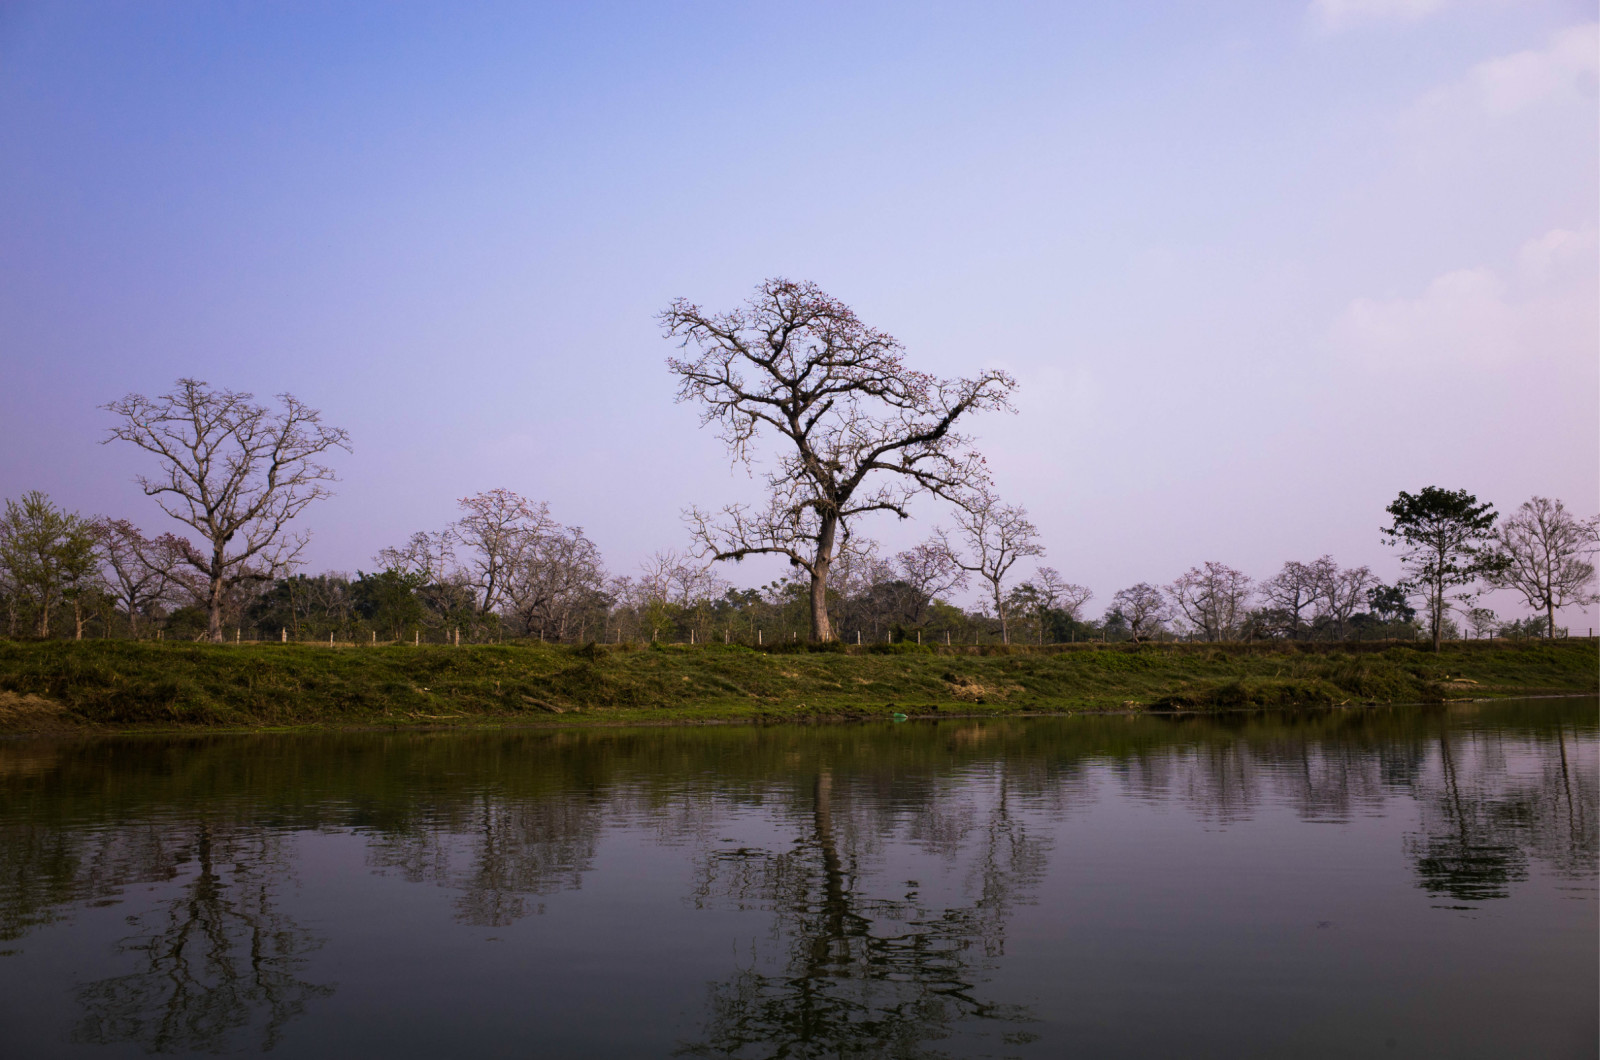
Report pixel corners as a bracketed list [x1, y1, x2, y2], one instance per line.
[1366, 583, 1416, 625]
[1381, 487, 1499, 651]
[0, 491, 100, 638]
[353, 568, 428, 640]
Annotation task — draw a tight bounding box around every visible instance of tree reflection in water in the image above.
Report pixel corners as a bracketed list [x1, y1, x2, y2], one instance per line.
[678, 770, 1044, 1059]
[1405, 721, 1598, 904]
[366, 793, 602, 926]
[71, 823, 331, 1053]
[0, 702, 1593, 1054]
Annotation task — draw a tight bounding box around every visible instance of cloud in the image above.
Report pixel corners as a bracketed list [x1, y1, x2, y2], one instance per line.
[1310, 0, 1448, 32]
[1467, 22, 1599, 115]
[1415, 22, 1599, 116]
[1333, 226, 1598, 370]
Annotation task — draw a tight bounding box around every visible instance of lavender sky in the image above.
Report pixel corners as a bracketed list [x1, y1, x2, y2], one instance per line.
[2, 1, 1596, 626]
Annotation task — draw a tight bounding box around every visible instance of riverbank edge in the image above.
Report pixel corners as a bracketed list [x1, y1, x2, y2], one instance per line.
[5, 692, 1596, 741]
[1, 638, 1593, 735]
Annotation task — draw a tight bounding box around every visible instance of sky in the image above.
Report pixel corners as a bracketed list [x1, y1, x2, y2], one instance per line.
[1, 0, 1596, 627]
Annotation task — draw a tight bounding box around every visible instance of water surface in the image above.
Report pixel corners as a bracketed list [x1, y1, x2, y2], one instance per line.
[2, 699, 1595, 1058]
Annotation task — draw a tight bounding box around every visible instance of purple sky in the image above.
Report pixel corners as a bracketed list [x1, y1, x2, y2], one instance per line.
[2, 1, 1595, 626]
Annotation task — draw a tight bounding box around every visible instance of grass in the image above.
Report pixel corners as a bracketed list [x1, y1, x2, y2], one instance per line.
[0, 637, 1593, 733]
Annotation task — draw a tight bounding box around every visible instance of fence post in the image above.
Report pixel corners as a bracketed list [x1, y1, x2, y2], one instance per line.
[371, 630, 376, 646]
[857, 631, 861, 645]
[758, 629, 763, 645]
[690, 629, 695, 644]
[235, 628, 240, 644]
[724, 630, 729, 644]
[281, 627, 287, 643]
[917, 630, 921, 645]
[329, 632, 334, 648]
[414, 630, 419, 646]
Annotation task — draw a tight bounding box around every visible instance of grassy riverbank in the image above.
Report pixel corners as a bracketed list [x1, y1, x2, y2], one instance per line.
[0, 637, 1593, 733]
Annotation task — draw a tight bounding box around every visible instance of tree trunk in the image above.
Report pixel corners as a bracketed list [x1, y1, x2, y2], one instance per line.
[1547, 599, 1556, 639]
[208, 551, 226, 644]
[808, 515, 837, 642]
[808, 565, 834, 642]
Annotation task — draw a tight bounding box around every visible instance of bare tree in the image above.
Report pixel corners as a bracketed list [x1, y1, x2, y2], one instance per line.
[837, 539, 972, 634]
[451, 490, 554, 619]
[663, 278, 1015, 641]
[505, 524, 606, 642]
[103, 380, 350, 642]
[374, 531, 455, 582]
[1013, 567, 1091, 644]
[1037, 567, 1094, 621]
[1312, 558, 1374, 639]
[1167, 562, 1253, 642]
[1488, 496, 1600, 638]
[96, 519, 188, 636]
[894, 540, 967, 605]
[1110, 583, 1168, 643]
[1259, 560, 1319, 639]
[935, 492, 1044, 645]
[623, 549, 728, 642]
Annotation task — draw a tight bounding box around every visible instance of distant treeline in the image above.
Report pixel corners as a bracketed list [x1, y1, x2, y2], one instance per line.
[0, 485, 1581, 646]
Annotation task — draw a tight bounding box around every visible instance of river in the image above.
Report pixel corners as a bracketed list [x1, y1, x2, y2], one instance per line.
[1, 698, 1594, 1058]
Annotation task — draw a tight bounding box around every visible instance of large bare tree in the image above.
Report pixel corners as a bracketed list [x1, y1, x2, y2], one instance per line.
[935, 491, 1044, 644]
[104, 380, 350, 642]
[1167, 561, 1253, 642]
[663, 278, 1015, 641]
[1488, 496, 1599, 638]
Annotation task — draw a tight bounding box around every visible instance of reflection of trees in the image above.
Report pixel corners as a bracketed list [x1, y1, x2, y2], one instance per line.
[367, 793, 601, 926]
[1, 822, 181, 942]
[1104, 708, 1596, 908]
[1405, 730, 1528, 902]
[678, 771, 1043, 1059]
[1405, 723, 1597, 904]
[72, 823, 331, 1053]
[0, 702, 1594, 1055]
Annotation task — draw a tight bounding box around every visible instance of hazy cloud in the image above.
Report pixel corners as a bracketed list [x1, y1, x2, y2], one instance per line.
[1310, 0, 1449, 32]
[1333, 226, 1598, 370]
[1461, 22, 1600, 116]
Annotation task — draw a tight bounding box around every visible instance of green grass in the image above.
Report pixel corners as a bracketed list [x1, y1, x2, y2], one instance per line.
[0, 637, 1594, 731]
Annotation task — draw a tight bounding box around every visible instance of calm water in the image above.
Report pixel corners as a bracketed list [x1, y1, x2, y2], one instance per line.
[1, 699, 1594, 1059]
